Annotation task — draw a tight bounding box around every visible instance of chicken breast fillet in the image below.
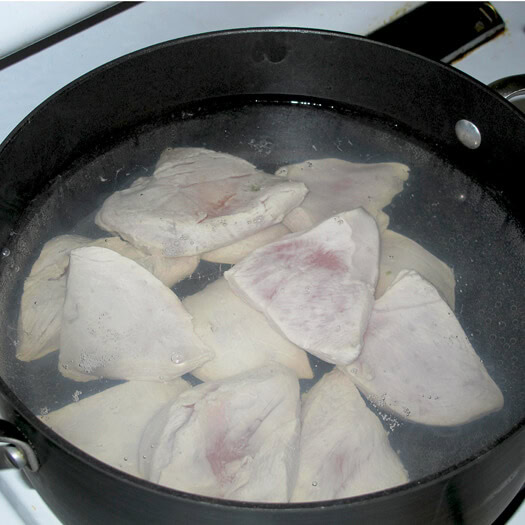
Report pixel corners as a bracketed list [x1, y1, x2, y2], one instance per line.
[378, 230, 455, 309]
[138, 364, 301, 502]
[183, 278, 312, 381]
[153, 147, 258, 184]
[39, 379, 190, 477]
[225, 209, 380, 365]
[276, 159, 409, 232]
[59, 247, 212, 382]
[344, 270, 504, 426]
[95, 148, 307, 257]
[17, 234, 198, 362]
[291, 369, 408, 502]
[201, 224, 290, 264]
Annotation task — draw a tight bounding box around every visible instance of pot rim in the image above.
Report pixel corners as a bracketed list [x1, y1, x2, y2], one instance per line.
[1, 25, 524, 155]
[1, 26, 523, 510]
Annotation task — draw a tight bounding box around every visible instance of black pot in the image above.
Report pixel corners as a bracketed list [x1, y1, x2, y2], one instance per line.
[0, 29, 524, 524]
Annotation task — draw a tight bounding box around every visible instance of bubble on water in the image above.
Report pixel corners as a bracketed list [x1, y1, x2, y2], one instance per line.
[123, 457, 128, 462]
[312, 481, 318, 487]
[171, 353, 184, 364]
[78, 352, 99, 373]
[1, 247, 10, 257]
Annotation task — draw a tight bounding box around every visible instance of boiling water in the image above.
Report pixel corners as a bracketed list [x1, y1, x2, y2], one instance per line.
[0, 99, 523, 488]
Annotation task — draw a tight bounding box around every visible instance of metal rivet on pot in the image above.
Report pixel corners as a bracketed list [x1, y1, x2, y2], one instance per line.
[455, 119, 482, 149]
[3, 445, 28, 470]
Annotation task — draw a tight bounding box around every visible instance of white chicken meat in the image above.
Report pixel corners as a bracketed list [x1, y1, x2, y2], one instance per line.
[378, 229, 455, 309]
[291, 369, 408, 502]
[17, 234, 198, 362]
[201, 224, 290, 265]
[40, 379, 190, 477]
[152, 147, 258, 184]
[183, 278, 312, 381]
[59, 247, 212, 382]
[345, 270, 504, 426]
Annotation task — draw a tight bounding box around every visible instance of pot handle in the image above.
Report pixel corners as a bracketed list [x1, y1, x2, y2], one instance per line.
[488, 74, 525, 101]
[0, 419, 39, 471]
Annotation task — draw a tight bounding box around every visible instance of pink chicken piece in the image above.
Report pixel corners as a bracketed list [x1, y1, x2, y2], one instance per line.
[138, 364, 301, 502]
[276, 158, 409, 233]
[345, 270, 504, 426]
[291, 369, 408, 502]
[95, 148, 307, 257]
[224, 208, 380, 365]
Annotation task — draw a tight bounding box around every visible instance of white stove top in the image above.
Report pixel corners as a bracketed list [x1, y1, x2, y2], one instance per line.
[0, 2, 524, 523]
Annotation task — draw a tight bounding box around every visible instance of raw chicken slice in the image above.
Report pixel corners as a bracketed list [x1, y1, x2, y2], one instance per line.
[291, 369, 408, 502]
[153, 147, 259, 184]
[95, 169, 307, 257]
[88, 236, 199, 288]
[276, 159, 409, 232]
[59, 247, 213, 382]
[183, 278, 312, 381]
[39, 379, 190, 477]
[138, 364, 301, 502]
[377, 230, 455, 309]
[345, 270, 504, 426]
[201, 224, 290, 264]
[17, 235, 198, 362]
[224, 209, 380, 365]
[16, 235, 89, 362]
